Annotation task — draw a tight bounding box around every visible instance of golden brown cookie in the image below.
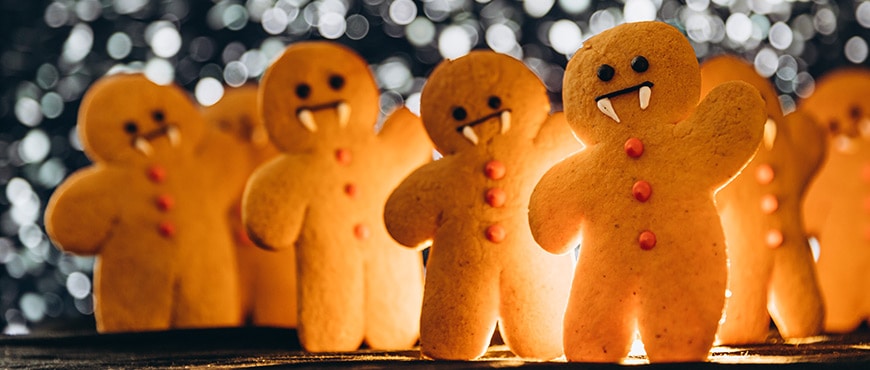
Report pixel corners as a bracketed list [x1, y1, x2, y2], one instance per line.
[529, 22, 765, 362]
[700, 54, 826, 344]
[801, 67, 870, 333]
[45, 73, 242, 332]
[385, 50, 579, 360]
[200, 84, 294, 328]
[243, 41, 430, 351]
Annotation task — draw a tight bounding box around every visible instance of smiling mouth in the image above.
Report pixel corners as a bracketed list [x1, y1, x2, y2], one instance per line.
[131, 124, 180, 156]
[593, 81, 654, 123]
[295, 100, 350, 132]
[454, 110, 512, 145]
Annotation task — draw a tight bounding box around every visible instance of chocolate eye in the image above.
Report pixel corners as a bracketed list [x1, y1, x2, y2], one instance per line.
[829, 120, 839, 133]
[631, 56, 649, 73]
[152, 110, 165, 122]
[124, 121, 138, 134]
[488, 96, 501, 109]
[597, 64, 615, 81]
[452, 107, 467, 121]
[850, 105, 862, 120]
[296, 83, 311, 99]
[328, 75, 345, 90]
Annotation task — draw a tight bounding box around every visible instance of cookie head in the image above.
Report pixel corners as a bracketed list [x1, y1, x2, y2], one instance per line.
[563, 21, 699, 143]
[800, 68, 870, 142]
[259, 42, 379, 152]
[203, 84, 270, 147]
[420, 51, 549, 155]
[78, 73, 205, 164]
[700, 54, 781, 151]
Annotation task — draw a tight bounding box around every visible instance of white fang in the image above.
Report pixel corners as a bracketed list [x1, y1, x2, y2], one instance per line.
[166, 125, 181, 147]
[763, 118, 777, 150]
[500, 111, 511, 134]
[639, 86, 651, 110]
[597, 98, 620, 123]
[337, 102, 351, 128]
[134, 138, 153, 156]
[461, 126, 479, 145]
[297, 109, 317, 132]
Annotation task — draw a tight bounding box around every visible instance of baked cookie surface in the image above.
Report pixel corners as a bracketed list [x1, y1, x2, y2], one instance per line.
[529, 22, 765, 362]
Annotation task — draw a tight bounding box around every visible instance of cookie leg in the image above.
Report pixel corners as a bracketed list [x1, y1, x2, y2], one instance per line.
[767, 242, 824, 339]
[252, 247, 298, 328]
[498, 250, 572, 360]
[94, 258, 174, 332]
[637, 263, 725, 362]
[563, 263, 637, 362]
[420, 247, 499, 360]
[363, 234, 423, 349]
[717, 249, 773, 345]
[297, 240, 365, 352]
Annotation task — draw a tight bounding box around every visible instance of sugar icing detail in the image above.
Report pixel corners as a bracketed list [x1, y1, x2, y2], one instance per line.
[624, 137, 644, 158]
[638, 230, 656, 250]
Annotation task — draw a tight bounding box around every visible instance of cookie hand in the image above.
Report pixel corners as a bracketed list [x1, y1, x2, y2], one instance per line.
[242, 156, 307, 251]
[528, 156, 585, 255]
[384, 160, 448, 250]
[678, 80, 766, 190]
[45, 168, 118, 255]
[534, 112, 583, 161]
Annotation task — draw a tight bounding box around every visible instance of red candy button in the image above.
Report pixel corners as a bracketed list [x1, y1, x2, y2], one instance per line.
[147, 165, 166, 183]
[760, 194, 778, 214]
[484, 160, 506, 180]
[354, 224, 370, 240]
[158, 221, 175, 238]
[756, 164, 774, 185]
[624, 137, 644, 158]
[485, 224, 506, 243]
[485, 188, 507, 208]
[632, 181, 652, 202]
[766, 229, 783, 248]
[155, 194, 174, 211]
[344, 183, 358, 198]
[335, 148, 351, 165]
[638, 230, 656, 250]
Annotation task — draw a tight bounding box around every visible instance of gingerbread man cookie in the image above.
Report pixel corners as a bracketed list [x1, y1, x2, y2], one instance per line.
[243, 42, 430, 351]
[529, 22, 765, 362]
[384, 51, 579, 360]
[801, 67, 870, 333]
[200, 84, 294, 328]
[45, 73, 242, 332]
[700, 55, 826, 344]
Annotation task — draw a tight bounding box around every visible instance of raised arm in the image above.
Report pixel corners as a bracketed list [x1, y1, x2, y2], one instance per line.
[534, 112, 584, 162]
[242, 155, 308, 251]
[675, 80, 765, 190]
[786, 109, 828, 189]
[528, 154, 586, 255]
[378, 106, 434, 166]
[384, 159, 448, 249]
[44, 166, 118, 256]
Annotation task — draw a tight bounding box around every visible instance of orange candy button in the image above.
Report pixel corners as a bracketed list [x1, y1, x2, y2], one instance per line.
[632, 181, 651, 202]
[638, 230, 656, 250]
[155, 194, 174, 211]
[335, 148, 351, 165]
[158, 221, 175, 238]
[760, 194, 778, 214]
[624, 137, 644, 158]
[756, 164, 774, 185]
[484, 160, 506, 180]
[485, 188, 506, 207]
[354, 224, 370, 240]
[344, 183, 357, 198]
[147, 165, 166, 183]
[766, 229, 783, 248]
[485, 224, 506, 243]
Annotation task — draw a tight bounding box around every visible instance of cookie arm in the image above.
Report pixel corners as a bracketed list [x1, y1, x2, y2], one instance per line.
[528, 155, 585, 255]
[787, 110, 829, 189]
[44, 167, 117, 255]
[533, 112, 584, 161]
[677, 80, 766, 190]
[242, 156, 307, 251]
[379, 106, 434, 164]
[384, 161, 446, 249]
